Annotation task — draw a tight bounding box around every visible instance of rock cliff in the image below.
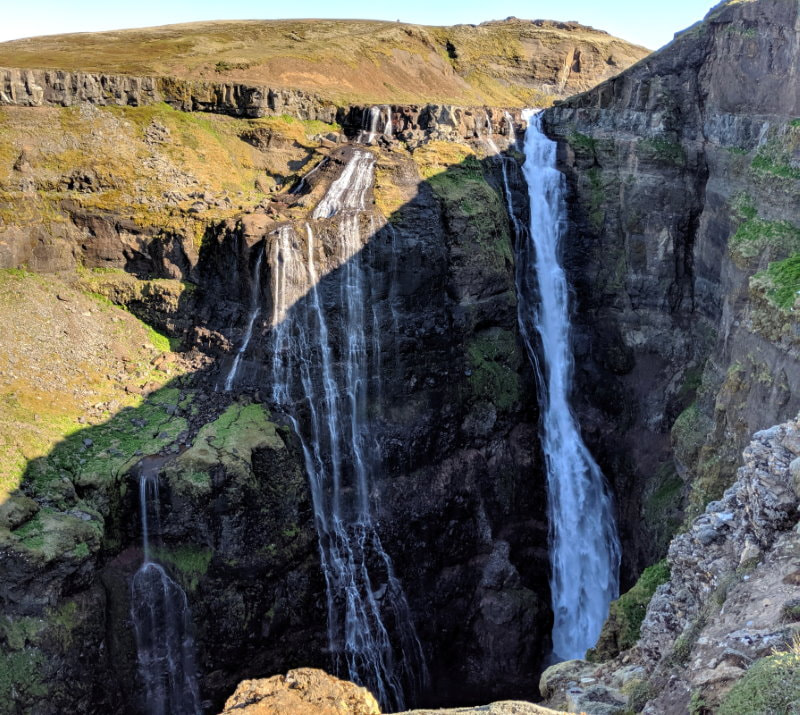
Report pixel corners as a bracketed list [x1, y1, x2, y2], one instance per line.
[539, 412, 800, 714]
[0, 91, 546, 712]
[544, 0, 800, 582]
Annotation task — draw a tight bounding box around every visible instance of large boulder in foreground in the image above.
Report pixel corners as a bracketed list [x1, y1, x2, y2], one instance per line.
[219, 668, 380, 715]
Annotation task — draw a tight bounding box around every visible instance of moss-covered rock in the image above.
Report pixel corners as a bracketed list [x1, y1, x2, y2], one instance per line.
[717, 649, 800, 715]
[588, 560, 671, 661]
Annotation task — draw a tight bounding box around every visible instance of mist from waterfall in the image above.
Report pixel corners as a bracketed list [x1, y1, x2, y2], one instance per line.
[510, 110, 621, 661]
[266, 149, 427, 711]
[130, 461, 202, 715]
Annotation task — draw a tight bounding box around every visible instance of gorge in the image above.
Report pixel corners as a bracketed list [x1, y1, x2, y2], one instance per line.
[1, 1, 799, 714]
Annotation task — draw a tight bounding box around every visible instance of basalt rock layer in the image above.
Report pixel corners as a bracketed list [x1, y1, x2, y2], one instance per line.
[543, 0, 800, 583]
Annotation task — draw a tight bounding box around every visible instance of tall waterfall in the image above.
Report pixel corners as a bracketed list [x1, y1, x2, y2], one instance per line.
[268, 150, 426, 711]
[514, 110, 621, 660]
[130, 460, 202, 715]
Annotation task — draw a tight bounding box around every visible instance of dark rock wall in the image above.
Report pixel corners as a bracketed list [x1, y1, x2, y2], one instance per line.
[543, 0, 800, 583]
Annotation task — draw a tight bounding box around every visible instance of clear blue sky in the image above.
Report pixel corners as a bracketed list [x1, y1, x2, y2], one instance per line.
[1, 0, 718, 51]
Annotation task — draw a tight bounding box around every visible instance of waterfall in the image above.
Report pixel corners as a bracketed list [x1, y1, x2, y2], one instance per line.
[224, 246, 265, 391]
[269, 155, 426, 710]
[383, 106, 393, 138]
[131, 460, 202, 715]
[503, 111, 516, 145]
[514, 110, 621, 661]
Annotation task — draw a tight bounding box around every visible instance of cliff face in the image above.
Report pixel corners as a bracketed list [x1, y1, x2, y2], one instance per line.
[544, 0, 800, 581]
[0, 98, 547, 712]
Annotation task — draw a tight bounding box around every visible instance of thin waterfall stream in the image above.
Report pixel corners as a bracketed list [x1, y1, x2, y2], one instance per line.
[507, 110, 621, 661]
[226, 148, 426, 710]
[130, 459, 202, 715]
[224, 246, 265, 391]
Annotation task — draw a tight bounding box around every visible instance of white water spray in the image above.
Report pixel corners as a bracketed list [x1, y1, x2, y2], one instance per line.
[270, 156, 426, 710]
[515, 109, 621, 661]
[131, 461, 202, 715]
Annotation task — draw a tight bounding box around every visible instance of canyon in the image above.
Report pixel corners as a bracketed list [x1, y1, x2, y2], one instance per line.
[0, 1, 799, 714]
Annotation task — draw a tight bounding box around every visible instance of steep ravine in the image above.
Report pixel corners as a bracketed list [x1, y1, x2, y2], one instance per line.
[0, 104, 550, 713]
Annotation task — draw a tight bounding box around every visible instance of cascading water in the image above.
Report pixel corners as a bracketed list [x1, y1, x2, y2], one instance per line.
[503, 111, 516, 146]
[224, 246, 265, 391]
[512, 109, 621, 661]
[131, 460, 201, 715]
[267, 150, 426, 711]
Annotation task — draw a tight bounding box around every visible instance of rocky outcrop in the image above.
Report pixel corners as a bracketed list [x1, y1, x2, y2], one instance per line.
[540, 412, 800, 713]
[0, 67, 339, 121]
[0, 66, 527, 145]
[543, 0, 800, 581]
[219, 669, 380, 715]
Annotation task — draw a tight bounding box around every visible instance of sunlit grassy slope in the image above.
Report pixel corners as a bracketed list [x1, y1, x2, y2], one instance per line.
[0, 18, 650, 106]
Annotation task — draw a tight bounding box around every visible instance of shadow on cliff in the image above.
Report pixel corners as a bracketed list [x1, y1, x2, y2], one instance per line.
[2, 145, 551, 714]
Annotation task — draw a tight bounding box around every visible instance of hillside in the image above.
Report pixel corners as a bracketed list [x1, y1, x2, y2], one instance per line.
[0, 18, 649, 106]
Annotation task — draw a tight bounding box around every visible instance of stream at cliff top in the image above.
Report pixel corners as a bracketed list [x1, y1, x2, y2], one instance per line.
[130, 458, 202, 715]
[514, 110, 621, 660]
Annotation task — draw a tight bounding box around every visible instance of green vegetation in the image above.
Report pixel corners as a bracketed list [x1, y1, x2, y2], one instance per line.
[587, 167, 605, 231]
[569, 131, 598, 154]
[153, 544, 213, 591]
[718, 645, 800, 715]
[642, 464, 684, 551]
[640, 137, 686, 166]
[0, 649, 47, 702]
[0, 19, 648, 106]
[729, 216, 800, 265]
[466, 329, 523, 411]
[167, 402, 283, 495]
[613, 560, 670, 649]
[414, 144, 514, 267]
[754, 254, 800, 309]
[751, 154, 800, 181]
[672, 403, 710, 467]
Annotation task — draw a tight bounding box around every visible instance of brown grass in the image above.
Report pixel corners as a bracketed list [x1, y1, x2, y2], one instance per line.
[0, 18, 650, 106]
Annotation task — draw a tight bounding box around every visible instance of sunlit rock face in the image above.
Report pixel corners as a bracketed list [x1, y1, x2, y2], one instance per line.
[544, 0, 800, 585]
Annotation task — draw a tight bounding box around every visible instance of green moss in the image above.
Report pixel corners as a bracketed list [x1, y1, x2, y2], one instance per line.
[167, 402, 282, 494]
[670, 613, 707, 665]
[671, 403, 711, 467]
[465, 328, 522, 411]
[639, 137, 686, 166]
[754, 254, 800, 309]
[587, 167, 605, 231]
[643, 465, 683, 551]
[0, 648, 47, 702]
[0, 615, 46, 651]
[626, 679, 656, 712]
[718, 651, 800, 715]
[730, 217, 800, 264]
[614, 560, 670, 648]
[751, 153, 800, 181]
[153, 544, 213, 591]
[147, 325, 180, 352]
[419, 152, 513, 267]
[569, 131, 597, 154]
[24, 392, 188, 496]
